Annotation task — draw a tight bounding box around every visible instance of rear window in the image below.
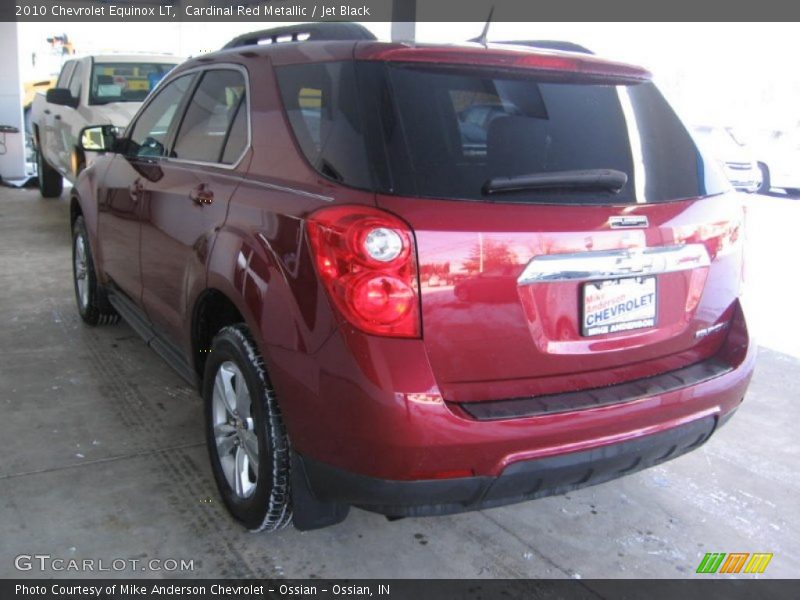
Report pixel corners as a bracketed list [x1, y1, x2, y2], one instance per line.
[276, 61, 728, 204]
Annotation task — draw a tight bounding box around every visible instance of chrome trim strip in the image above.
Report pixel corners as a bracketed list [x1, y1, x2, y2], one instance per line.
[517, 243, 710, 284]
[126, 62, 251, 171]
[609, 215, 649, 228]
[159, 163, 334, 203]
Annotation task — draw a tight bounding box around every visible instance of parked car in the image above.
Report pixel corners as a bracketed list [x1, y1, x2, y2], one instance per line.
[70, 23, 754, 532]
[692, 125, 761, 193]
[751, 129, 800, 194]
[31, 53, 181, 197]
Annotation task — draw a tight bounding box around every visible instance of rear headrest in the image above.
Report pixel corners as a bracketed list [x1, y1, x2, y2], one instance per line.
[487, 115, 551, 177]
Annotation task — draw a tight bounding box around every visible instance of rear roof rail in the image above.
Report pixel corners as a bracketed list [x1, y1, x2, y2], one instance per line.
[498, 40, 595, 55]
[222, 23, 376, 49]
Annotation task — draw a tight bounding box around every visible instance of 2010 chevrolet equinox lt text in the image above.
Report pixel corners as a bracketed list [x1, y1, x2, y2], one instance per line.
[70, 23, 755, 531]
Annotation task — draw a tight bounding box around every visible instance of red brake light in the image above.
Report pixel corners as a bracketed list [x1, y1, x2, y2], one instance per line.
[307, 205, 421, 338]
[356, 45, 652, 84]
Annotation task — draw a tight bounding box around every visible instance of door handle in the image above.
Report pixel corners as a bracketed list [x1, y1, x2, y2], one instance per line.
[129, 180, 144, 202]
[54, 115, 61, 120]
[190, 184, 214, 206]
[43, 109, 51, 115]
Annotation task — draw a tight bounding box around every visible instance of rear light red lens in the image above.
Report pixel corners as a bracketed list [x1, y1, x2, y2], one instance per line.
[307, 205, 421, 337]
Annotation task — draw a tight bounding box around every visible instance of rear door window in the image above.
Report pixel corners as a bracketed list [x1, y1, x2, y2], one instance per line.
[221, 97, 248, 164]
[172, 69, 246, 164]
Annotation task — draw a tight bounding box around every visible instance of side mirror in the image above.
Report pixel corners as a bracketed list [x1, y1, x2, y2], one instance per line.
[46, 87, 78, 108]
[79, 125, 122, 153]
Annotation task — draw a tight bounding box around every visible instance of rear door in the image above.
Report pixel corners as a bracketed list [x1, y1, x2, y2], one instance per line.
[366, 63, 743, 402]
[139, 67, 249, 343]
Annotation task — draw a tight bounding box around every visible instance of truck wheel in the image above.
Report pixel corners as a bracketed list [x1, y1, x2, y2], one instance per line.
[37, 149, 63, 198]
[757, 163, 770, 195]
[203, 324, 292, 532]
[72, 215, 119, 326]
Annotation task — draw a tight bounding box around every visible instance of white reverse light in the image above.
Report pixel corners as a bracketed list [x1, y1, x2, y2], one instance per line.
[364, 227, 403, 262]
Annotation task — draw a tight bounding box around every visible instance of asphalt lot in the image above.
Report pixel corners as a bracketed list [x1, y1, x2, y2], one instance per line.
[0, 186, 798, 579]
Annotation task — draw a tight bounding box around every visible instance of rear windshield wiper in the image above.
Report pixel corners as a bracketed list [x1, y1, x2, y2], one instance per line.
[483, 169, 628, 195]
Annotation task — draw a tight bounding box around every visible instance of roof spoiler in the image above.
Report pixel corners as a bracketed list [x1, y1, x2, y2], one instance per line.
[498, 40, 595, 55]
[222, 23, 376, 49]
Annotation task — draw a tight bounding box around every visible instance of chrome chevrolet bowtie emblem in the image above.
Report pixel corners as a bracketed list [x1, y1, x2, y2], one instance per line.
[616, 248, 655, 274]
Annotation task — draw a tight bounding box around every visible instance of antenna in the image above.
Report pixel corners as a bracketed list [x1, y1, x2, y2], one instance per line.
[469, 7, 495, 48]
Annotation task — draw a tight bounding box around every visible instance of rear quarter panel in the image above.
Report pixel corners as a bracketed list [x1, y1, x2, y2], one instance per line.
[204, 51, 377, 441]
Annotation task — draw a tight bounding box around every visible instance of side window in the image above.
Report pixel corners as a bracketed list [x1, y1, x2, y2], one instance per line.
[172, 69, 246, 163]
[68, 61, 83, 100]
[221, 97, 247, 164]
[128, 74, 194, 158]
[275, 61, 373, 188]
[56, 61, 75, 88]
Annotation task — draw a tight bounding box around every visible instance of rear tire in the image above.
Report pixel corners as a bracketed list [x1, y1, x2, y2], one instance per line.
[203, 324, 292, 532]
[757, 163, 770, 195]
[37, 147, 63, 198]
[72, 215, 119, 326]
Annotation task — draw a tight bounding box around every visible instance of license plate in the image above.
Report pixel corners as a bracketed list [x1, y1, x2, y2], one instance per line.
[582, 276, 657, 337]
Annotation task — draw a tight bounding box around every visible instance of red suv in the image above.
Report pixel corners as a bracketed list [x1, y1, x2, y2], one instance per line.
[71, 24, 755, 531]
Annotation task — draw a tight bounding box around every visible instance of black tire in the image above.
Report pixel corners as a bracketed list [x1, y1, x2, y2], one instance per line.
[757, 163, 770, 195]
[72, 215, 119, 326]
[37, 147, 63, 198]
[203, 324, 292, 532]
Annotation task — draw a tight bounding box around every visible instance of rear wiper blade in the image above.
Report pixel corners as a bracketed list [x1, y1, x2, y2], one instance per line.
[483, 169, 628, 195]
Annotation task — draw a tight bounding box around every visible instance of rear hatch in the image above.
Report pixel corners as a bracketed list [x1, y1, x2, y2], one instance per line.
[358, 47, 744, 402]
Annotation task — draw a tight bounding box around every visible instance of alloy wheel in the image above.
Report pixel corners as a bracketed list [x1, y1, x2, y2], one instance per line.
[211, 361, 260, 498]
[73, 234, 89, 310]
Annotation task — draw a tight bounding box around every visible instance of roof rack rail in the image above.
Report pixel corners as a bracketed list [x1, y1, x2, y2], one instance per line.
[222, 23, 376, 49]
[498, 40, 595, 55]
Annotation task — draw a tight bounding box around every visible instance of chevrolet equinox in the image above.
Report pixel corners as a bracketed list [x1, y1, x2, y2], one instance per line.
[70, 23, 755, 531]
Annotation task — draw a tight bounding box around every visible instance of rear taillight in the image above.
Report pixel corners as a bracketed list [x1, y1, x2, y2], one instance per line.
[307, 205, 420, 338]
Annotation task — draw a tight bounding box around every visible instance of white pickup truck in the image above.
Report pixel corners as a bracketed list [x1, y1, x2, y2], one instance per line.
[31, 54, 181, 197]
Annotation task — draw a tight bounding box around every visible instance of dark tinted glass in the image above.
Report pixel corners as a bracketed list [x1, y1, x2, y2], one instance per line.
[275, 61, 727, 204]
[221, 96, 247, 164]
[380, 66, 728, 203]
[275, 62, 373, 189]
[173, 69, 245, 163]
[128, 74, 194, 159]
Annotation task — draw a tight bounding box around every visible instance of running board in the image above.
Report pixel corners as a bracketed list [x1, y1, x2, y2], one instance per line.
[106, 288, 199, 388]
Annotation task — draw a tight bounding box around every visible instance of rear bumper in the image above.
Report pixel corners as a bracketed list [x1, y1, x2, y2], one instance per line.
[269, 299, 754, 486]
[296, 412, 729, 517]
